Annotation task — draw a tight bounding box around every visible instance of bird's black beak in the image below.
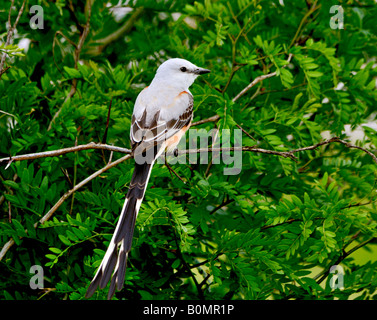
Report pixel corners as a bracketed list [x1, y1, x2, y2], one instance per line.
[194, 68, 211, 75]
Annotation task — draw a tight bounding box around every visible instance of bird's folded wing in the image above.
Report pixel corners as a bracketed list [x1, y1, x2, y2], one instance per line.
[130, 91, 193, 149]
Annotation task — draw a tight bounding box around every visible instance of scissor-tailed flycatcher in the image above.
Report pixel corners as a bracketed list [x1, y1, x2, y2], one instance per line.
[85, 58, 210, 299]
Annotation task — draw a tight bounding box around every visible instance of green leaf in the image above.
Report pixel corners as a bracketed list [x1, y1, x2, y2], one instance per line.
[12, 219, 26, 237]
[63, 66, 81, 79]
[171, 259, 181, 269]
[45, 254, 57, 260]
[66, 230, 79, 242]
[3, 180, 19, 189]
[307, 71, 324, 78]
[49, 247, 62, 254]
[40, 176, 48, 193]
[58, 234, 71, 246]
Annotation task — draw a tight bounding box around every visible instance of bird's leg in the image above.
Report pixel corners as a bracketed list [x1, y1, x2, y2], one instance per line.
[164, 151, 186, 184]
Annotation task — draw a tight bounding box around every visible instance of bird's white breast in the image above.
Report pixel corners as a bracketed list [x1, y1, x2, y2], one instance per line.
[133, 85, 191, 126]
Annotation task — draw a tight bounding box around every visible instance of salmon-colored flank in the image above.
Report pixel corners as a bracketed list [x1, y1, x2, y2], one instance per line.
[165, 123, 191, 148]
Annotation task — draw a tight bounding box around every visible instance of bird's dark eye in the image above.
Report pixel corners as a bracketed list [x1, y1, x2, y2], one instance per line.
[180, 66, 187, 72]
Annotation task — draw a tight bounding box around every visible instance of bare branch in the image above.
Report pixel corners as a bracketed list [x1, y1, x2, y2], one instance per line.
[180, 146, 298, 161]
[1, 137, 376, 168]
[335, 139, 377, 165]
[1, 135, 376, 260]
[0, 238, 15, 262]
[102, 97, 113, 144]
[191, 115, 220, 127]
[290, 137, 377, 165]
[193, 53, 293, 127]
[39, 154, 131, 225]
[0, 143, 131, 165]
[0, 153, 132, 262]
[232, 53, 293, 102]
[180, 136, 377, 165]
[314, 236, 375, 285]
[236, 123, 257, 141]
[0, 66, 11, 78]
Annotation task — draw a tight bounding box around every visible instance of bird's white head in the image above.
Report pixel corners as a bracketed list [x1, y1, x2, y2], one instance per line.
[150, 58, 210, 91]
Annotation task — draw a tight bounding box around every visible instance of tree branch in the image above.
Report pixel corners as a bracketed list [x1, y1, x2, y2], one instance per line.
[179, 137, 377, 165]
[232, 53, 293, 102]
[180, 146, 297, 160]
[0, 0, 26, 80]
[0, 135, 376, 260]
[0, 142, 131, 168]
[192, 53, 293, 127]
[290, 137, 377, 165]
[0, 138, 376, 261]
[2, 137, 376, 169]
[191, 114, 220, 127]
[314, 237, 376, 286]
[85, 7, 145, 56]
[0, 153, 131, 262]
[47, 3, 93, 131]
[289, 1, 320, 48]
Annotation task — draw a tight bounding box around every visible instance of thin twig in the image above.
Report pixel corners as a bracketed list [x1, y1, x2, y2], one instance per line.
[0, 0, 26, 80]
[209, 198, 235, 215]
[314, 237, 375, 285]
[191, 115, 220, 127]
[289, 1, 320, 48]
[8, 201, 11, 223]
[2, 137, 376, 167]
[199, 273, 211, 288]
[0, 153, 132, 262]
[181, 137, 377, 164]
[47, 3, 93, 131]
[164, 156, 186, 184]
[180, 146, 298, 160]
[190, 252, 224, 269]
[192, 54, 294, 127]
[168, 210, 204, 299]
[0, 66, 11, 78]
[236, 123, 256, 141]
[232, 53, 293, 102]
[193, 53, 293, 126]
[0, 239, 15, 262]
[39, 154, 131, 225]
[0, 142, 131, 165]
[52, 30, 78, 76]
[86, 7, 145, 56]
[102, 97, 113, 144]
[291, 137, 377, 165]
[261, 218, 300, 230]
[1, 136, 376, 260]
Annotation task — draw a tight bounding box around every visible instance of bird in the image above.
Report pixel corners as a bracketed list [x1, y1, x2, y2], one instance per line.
[85, 58, 210, 299]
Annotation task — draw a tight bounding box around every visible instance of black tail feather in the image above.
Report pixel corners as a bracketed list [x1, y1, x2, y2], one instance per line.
[100, 249, 117, 289]
[116, 247, 128, 289]
[85, 160, 154, 299]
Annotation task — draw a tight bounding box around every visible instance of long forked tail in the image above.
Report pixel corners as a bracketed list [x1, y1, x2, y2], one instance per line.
[85, 160, 154, 299]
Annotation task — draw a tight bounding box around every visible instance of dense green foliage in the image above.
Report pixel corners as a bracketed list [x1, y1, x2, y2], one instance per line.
[1, 0, 377, 300]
